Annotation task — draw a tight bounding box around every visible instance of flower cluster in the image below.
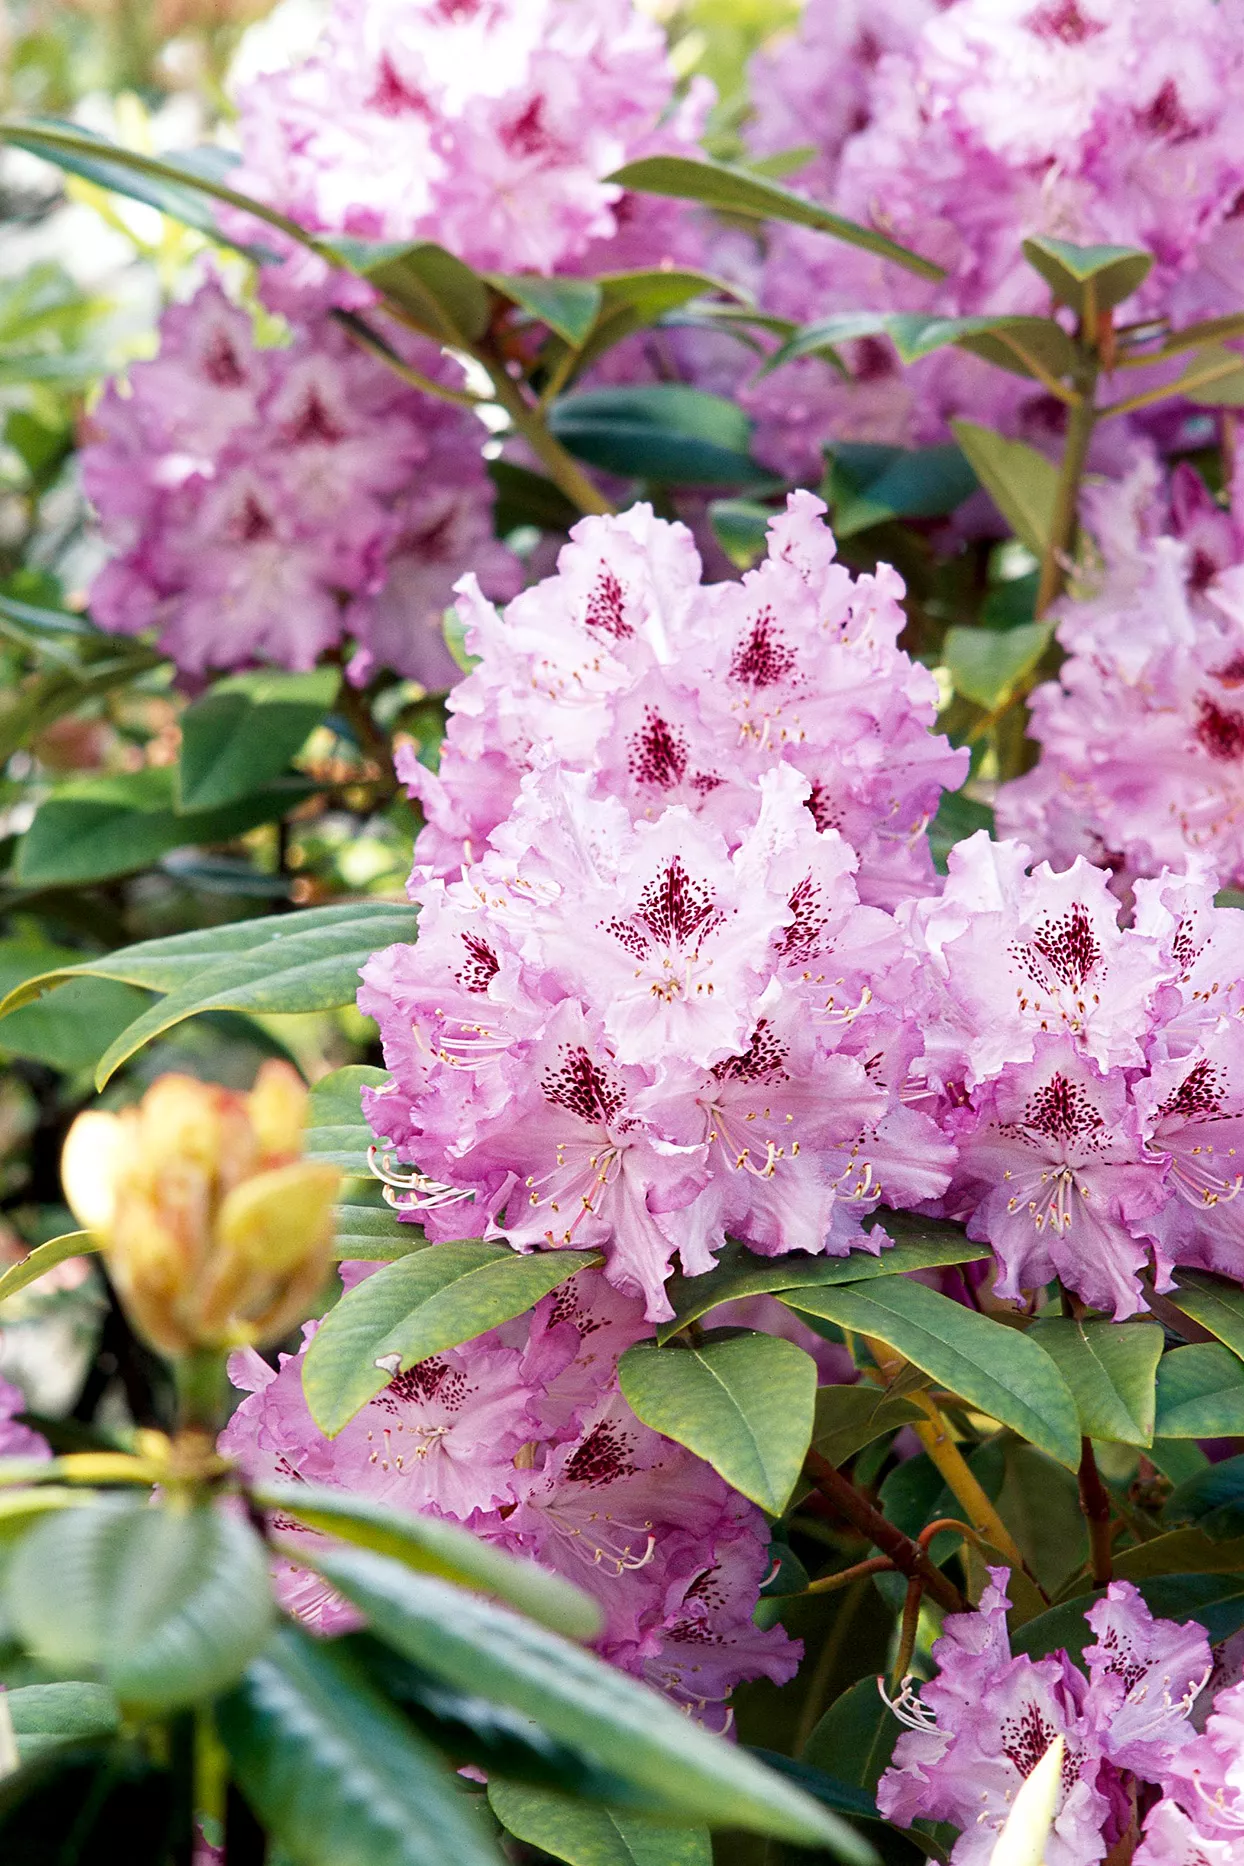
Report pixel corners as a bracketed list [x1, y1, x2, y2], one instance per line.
[905, 832, 1244, 1318]
[82, 281, 518, 683]
[1135, 1675, 1244, 1864]
[877, 1567, 1214, 1865]
[408, 491, 968, 907]
[222, 1266, 799, 1725]
[998, 455, 1244, 891]
[359, 496, 965, 1319]
[228, 0, 699, 284]
[744, 0, 1244, 474]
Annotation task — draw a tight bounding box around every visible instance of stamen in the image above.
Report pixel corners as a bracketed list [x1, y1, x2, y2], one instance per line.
[367, 1144, 475, 1213]
[878, 1674, 938, 1732]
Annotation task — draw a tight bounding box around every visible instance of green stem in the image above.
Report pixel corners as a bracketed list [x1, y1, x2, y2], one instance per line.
[174, 1349, 230, 1438]
[1036, 374, 1098, 616]
[478, 353, 614, 517]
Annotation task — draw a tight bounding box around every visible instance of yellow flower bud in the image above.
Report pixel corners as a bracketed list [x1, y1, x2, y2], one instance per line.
[61, 1066, 339, 1360]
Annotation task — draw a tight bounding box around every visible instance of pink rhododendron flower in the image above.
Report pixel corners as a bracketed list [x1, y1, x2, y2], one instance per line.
[0, 1375, 48, 1463]
[82, 280, 517, 682]
[999, 455, 1244, 891]
[407, 492, 968, 907]
[878, 1569, 1212, 1865]
[221, 1268, 798, 1724]
[1135, 1675, 1244, 1864]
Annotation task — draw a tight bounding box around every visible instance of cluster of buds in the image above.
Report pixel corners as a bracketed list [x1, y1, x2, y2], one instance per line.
[61, 1064, 339, 1361]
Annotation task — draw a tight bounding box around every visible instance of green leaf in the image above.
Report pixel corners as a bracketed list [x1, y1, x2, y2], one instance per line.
[13, 765, 311, 888]
[218, 1623, 501, 1866]
[251, 1481, 601, 1641]
[1163, 1454, 1244, 1540]
[950, 422, 1059, 556]
[489, 1783, 711, 1866]
[0, 1740, 176, 1862]
[811, 1384, 926, 1470]
[1111, 1528, 1244, 1582]
[332, 1181, 428, 1261]
[6, 1498, 274, 1712]
[0, 1231, 97, 1306]
[303, 1245, 601, 1436]
[0, 938, 150, 1072]
[489, 459, 582, 535]
[1015, 1574, 1244, 1664]
[312, 1550, 873, 1856]
[826, 443, 978, 538]
[548, 385, 768, 486]
[802, 1678, 895, 1798]
[1026, 1319, 1163, 1446]
[320, 237, 490, 344]
[6, 1683, 119, 1763]
[617, 1333, 816, 1514]
[709, 499, 772, 568]
[781, 1279, 1081, 1468]
[573, 269, 748, 374]
[1154, 1344, 1244, 1438]
[884, 314, 1077, 377]
[943, 622, 1052, 710]
[655, 1223, 990, 1345]
[929, 791, 997, 874]
[1021, 237, 1154, 315]
[178, 668, 337, 811]
[489, 275, 602, 348]
[306, 1064, 391, 1173]
[1165, 1270, 1244, 1357]
[1165, 342, 1244, 407]
[0, 900, 415, 1088]
[608, 156, 943, 282]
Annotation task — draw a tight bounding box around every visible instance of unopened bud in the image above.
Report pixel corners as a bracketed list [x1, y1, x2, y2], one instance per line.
[61, 1064, 339, 1359]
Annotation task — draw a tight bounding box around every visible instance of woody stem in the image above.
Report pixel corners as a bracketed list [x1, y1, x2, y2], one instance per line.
[1078, 1436, 1114, 1587]
[803, 1450, 967, 1614]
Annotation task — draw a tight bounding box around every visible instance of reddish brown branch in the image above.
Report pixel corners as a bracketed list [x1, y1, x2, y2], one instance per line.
[803, 1450, 968, 1614]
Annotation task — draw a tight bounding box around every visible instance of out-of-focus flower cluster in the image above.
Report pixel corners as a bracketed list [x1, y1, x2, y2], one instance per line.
[82, 280, 519, 683]
[878, 1566, 1217, 1865]
[999, 454, 1244, 891]
[222, 1266, 799, 1726]
[743, 0, 1244, 476]
[360, 494, 964, 1319]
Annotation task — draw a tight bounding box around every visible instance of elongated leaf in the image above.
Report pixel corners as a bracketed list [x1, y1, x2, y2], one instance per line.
[802, 1678, 895, 1798]
[608, 156, 942, 282]
[489, 458, 581, 535]
[306, 1064, 391, 1173]
[656, 1224, 989, 1345]
[618, 1333, 816, 1514]
[549, 385, 768, 486]
[0, 968, 151, 1075]
[884, 314, 1077, 375]
[1015, 1574, 1244, 1664]
[489, 1783, 711, 1866]
[324, 238, 490, 344]
[708, 499, 772, 567]
[303, 1245, 601, 1436]
[1165, 1270, 1244, 1356]
[1021, 237, 1153, 314]
[827, 443, 978, 537]
[950, 422, 1059, 556]
[6, 1498, 274, 1712]
[1154, 1343, 1244, 1438]
[332, 1181, 427, 1260]
[6, 1683, 119, 1763]
[1163, 1454, 1244, 1540]
[781, 1279, 1081, 1468]
[178, 668, 337, 811]
[1112, 1529, 1244, 1582]
[0, 1231, 97, 1306]
[1026, 1319, 1163, 1446]
[573, 268, 746, 373]
[252, 1481, 600, 1640]
[1169, 341, 1244, 408]
[312, 1550, 872, 1856]
[811, 1384, 926, 1469]
[943, 622, 1052, 710]
[218, 1624, 501, 1866]
[489, 275, 602, 348]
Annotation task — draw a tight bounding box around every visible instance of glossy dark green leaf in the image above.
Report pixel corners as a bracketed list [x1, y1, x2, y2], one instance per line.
[943, 622, 1052, 710]
[929, 791, 997, 874]
[218, 1623, 501, 1866]
[811, 1383, 926, 1470]
[6, 1683, 119, 1763]
[1165, 1270, 1244, 1357]
[655, 1223, 989, 1345]
[303, 1245, 601, 1435]
[331, 1181, 428, 1260]
[743, 1753, 884, 1829]
[549, 385, 768, 486]
[1027, 1319, 1163, 1445]
[0, 588, 98, 653]
[489, 1783, 711, 1866]
[1154, 1343, 1244, 1438]
[13, 766, 312, 889]
[0, 938, 150, 1072]
[573, 269, 748, 373]
[252, 1481, 600, 1639]
[608, 156, 943, 281]
[306, 1064, 391, 1173]
[488, 459, 581, 535]
[826, 443, 978, 537]
[1021, 237, 1153, 314]
[781, 1279, 1081, 1468]
[949, 422, 1059, 555]
[178, 668, 337, 811]
[801, 1678, 895, 1799]
[1163, 1454, 1244, 1539]
[709, 498, 772, 568]
[489, 274, 602, 347]
[618, 1333, 817, 1514]
[312, 1550, 872, 1855]
[323, 238, 490, 343]
[1111, 1528, 1244, 1582]
[1015, 1574, 1244, 1664]
[6, 1499, 274, 1711]
[884, 313, 1077, 376]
